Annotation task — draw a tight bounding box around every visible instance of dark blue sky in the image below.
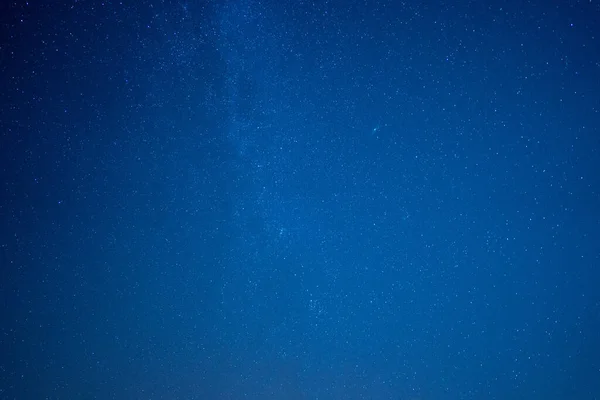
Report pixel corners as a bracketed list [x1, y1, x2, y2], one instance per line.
[1, 0, 599, 399]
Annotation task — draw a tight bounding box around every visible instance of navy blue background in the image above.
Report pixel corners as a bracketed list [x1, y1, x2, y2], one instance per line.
[1, 0, 599, 399]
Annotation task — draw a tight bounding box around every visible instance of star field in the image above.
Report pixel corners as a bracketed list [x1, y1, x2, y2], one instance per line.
[1, 0, 599, 399]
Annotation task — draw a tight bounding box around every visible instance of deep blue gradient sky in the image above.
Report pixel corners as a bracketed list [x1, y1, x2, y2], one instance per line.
[1, 0, 599, 399]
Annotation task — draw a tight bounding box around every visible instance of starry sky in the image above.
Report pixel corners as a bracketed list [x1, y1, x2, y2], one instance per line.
[1, 0, 599, 399]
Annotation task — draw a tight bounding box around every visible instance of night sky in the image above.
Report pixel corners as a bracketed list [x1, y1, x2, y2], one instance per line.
[1, 0, 599, 399]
